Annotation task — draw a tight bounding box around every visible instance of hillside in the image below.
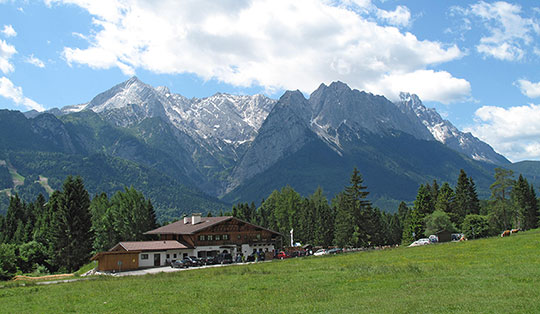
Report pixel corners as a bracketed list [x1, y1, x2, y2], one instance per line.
[0, 151, 227, 221]
[3, 229, 539, 312]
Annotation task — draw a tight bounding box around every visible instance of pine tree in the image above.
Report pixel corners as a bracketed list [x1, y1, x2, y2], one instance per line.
[397, 201, 409, 229]
[402, 209, 424, 244]
[333, 168, 372, 247]
[524, 185, 538, 230]
[50, 176, 93, 272]
[3, 194, 25, 244]
[452, 170, 470, 227]
[435, 182, 454, 214]
[430, 180, 440, 203]
[489, 168, 515, 230]
[511, 174, 529, 229]
[333, 192, 355, 247]
[311, 187, 334, 247]
[467, 178, 481, 215]
[90, 193, 115, 253]
[414, 184, 434, 217]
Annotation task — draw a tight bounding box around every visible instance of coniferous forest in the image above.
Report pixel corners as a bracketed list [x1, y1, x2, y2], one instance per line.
[0, 176, 157, 280]
[0, 168, 538, 280]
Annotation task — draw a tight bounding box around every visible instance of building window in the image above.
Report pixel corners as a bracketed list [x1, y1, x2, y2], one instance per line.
[215, 235, 221, 241]
[141, 254, 149, 260]
[237, 235, 241, 240]
[257, 234, 261, 240]
[199, 235, 205, 241]
[174, 254, 177, 258]
[223, 234, 229, 240]
[166, 254, 170, 259]
[207, 235, 213, 241]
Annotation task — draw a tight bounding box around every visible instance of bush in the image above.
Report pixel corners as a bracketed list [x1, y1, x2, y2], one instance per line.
[0, 243, 18, 280]
[462, 214, 490, 239]
[424, 210, 456, 236]
[18, 241, 48, 274]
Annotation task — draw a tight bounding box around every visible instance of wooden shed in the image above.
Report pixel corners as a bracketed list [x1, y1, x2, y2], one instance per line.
[91, 251, 140, 272]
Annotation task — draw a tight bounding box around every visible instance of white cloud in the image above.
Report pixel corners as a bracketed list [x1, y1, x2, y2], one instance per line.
[457, 1, 539, 61]
[46, 0, 468, 103]
[516, 79, 540, 98]
[366, 69, 471, 104]
[25, 54, 45, 68]
[465, 104, 540, 161]
[0, 77, 44, 111]
[1, 25, 17, 37]
[376, 5, 411, 27]
[0, 39, 16, 74]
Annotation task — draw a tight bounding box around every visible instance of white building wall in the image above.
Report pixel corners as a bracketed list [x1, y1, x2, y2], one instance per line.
[139, 249, 194, 267]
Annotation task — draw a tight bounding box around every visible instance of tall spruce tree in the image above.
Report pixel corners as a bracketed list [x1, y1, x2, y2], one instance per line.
[467, 178, 481, 215]
[90, 193, 115, 253]
[50, 176, 93, 272]
[414, 184, 434, 217]
[311, 187, 334, 247]
[435, 182, 454, 214]
[489, 168, 515, 230]
[333, 168, 372, 247]
[2, 194, 26, 244]
[524, 185, 538, 230]
[333, 192, 355, 247]
[511, 174, 529, 229]
[452, 170, 470, 227]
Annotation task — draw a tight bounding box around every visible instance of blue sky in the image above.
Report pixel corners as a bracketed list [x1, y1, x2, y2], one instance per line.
[1, 0, 540, 162]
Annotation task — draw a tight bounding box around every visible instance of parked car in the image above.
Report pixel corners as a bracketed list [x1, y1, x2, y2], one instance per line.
[186, 256, 203, 267]
[276, 251, 290, 259]
[216, 253, 233, 264]
[408, 238, 431, 247]
[313, 249, 327, 256]
[201, 256, 216, 265]
[327, 248, 343, 254]
[171, 259, 190, 268]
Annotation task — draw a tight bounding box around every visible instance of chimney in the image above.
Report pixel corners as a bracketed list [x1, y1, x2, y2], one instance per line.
[191, 213, 202, 225]
[184, 216, 189, 224]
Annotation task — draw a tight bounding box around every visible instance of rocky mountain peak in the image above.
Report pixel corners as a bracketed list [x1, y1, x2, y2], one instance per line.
[395, 92, 509, 164]
[155, 86, 171, 95]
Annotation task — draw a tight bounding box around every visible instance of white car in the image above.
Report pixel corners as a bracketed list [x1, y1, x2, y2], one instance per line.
[313, 249, 327, 256]
[408, 238, 431, 247]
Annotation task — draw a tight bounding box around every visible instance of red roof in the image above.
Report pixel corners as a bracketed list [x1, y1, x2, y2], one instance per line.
[110, 240, 191, 252]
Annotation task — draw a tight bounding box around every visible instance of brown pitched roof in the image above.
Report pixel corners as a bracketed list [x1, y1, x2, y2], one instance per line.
[145, 216, 232, 235]
[110, 240, 191, 252]
[144, 216, 283, 236]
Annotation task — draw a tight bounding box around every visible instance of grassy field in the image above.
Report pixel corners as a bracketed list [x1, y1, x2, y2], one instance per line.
[1, 230, 540, 313]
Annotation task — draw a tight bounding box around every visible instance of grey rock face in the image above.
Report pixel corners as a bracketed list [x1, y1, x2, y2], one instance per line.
[229, 90, 314, 191]
[395, 92, 509, 164]
[308, 82, 434, 151]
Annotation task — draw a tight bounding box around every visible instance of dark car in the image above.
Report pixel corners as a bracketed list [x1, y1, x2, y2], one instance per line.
[201, 256, 216, 265]
[216, 253, 233, 264]
[187, 256, 203, 267]
[170, 259, 190, 268]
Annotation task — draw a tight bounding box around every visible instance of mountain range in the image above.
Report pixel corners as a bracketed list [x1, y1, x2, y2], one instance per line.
[2, 77, 537, 219]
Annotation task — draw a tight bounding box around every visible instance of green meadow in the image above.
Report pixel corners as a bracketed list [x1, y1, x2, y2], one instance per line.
[2, 230, 540, 313]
